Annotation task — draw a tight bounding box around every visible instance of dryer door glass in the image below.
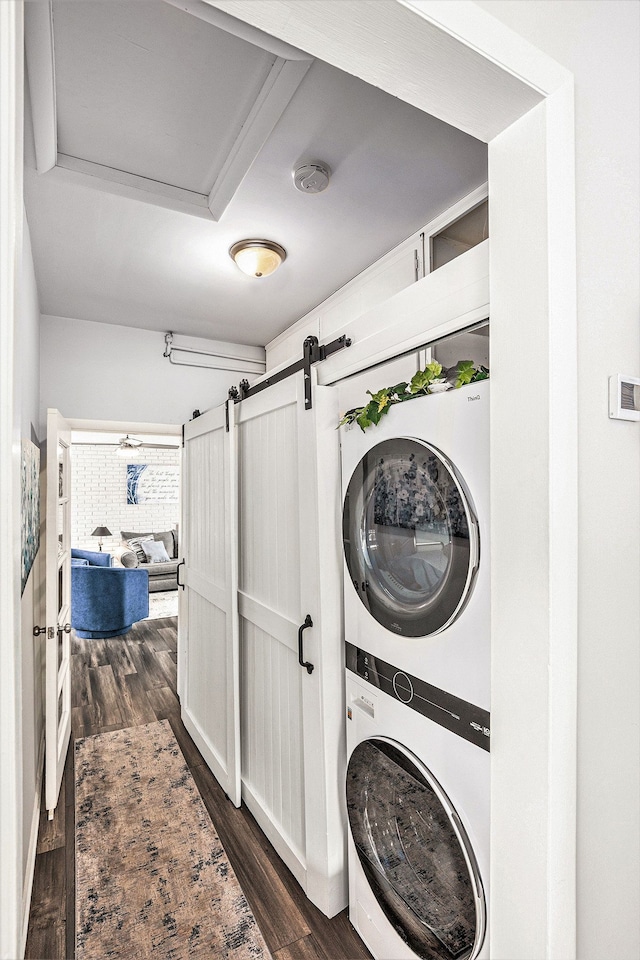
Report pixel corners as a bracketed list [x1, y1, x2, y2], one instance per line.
[343, 438, 479, 637]
[346, 738, 485, 960]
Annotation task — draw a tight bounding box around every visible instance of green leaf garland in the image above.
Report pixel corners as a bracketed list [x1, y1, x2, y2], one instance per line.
[338, 360, 489, 431]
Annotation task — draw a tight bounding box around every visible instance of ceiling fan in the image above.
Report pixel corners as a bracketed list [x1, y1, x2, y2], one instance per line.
[115, 434, 179, 456]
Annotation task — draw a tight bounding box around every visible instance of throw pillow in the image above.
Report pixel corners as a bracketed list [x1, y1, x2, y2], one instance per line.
[126, 536, 154, 563]
[153, 530, 174, 559]
[141, 539, 171, 564]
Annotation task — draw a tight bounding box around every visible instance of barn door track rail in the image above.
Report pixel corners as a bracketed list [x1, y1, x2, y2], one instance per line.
[228, 334, 351, 415]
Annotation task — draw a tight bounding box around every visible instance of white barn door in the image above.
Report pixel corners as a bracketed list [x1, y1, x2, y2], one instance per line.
[180, 403, 241, 806]
[237, 371, 346, 917]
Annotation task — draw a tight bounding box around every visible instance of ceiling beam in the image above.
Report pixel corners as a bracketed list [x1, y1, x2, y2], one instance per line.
[167, 0, 311, 60]
[206, 56, 311, 219]
[23, 0, 313, 220]
[24, 0, 56, 173]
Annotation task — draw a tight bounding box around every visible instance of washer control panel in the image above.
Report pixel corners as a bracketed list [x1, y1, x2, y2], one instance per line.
[346, 642, 490, 752]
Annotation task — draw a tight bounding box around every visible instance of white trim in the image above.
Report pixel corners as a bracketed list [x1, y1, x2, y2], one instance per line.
[209, 0, 559, 141]
[23, 0, 56, 174]
[21, 733, 45, 957]
[69, 419, 181, 436]
[488, 87, 577, 959]
[542, 80, 578, 960]
[206, 57, 311, 219]
[0, 3, 25, 958]
[398, 0, 571, 97]
[317, 241, 489, 384]
[168, 0, 311, 61]
[55, 154, 211, 214]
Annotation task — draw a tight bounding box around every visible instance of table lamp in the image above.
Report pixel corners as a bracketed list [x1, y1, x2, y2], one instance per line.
[91, 526, 112, 551]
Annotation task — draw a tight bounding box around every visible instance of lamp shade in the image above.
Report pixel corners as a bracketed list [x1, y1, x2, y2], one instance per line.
[91, 526, 112, 538]
[229, 239, 286, 278]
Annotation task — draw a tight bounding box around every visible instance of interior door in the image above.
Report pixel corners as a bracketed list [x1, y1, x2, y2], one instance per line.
[179, 403, 241, 806]
[45, 409, 72, 817]
[237, 370, 346, 917]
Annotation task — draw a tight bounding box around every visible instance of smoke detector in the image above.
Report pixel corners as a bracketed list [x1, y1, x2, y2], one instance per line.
[293, 161, 331, 194]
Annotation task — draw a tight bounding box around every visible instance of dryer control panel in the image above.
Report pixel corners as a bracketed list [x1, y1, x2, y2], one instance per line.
[346, 641, 490, 751]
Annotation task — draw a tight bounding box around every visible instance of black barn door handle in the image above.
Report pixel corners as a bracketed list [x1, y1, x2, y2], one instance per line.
[177, 560, 185, 590]
[298, 615, 314, 674]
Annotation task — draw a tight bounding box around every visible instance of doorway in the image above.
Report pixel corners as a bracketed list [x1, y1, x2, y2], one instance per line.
[70, 421, 182, 621]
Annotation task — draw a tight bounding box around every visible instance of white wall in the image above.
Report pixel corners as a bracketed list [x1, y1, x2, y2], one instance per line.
[71, 444, 179, 554]
[39, 315, 263, 435]
[475, 4, 640, 958]
[16, 212, 44, 947]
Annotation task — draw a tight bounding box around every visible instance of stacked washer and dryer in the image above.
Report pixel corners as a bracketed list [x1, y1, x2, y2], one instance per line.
[340, 377, 490, 960]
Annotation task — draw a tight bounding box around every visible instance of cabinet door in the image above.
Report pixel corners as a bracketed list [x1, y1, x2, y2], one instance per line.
[237, 370, 346, 917]
[180, 403, 241, 806]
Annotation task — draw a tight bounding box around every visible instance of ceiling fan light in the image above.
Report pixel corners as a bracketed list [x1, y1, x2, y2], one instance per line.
[115, 435, 142, 457]
[230, 239, 286, 278]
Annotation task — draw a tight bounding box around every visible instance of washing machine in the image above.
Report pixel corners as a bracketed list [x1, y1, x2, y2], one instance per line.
[341, 380, 489, 709]
[345, 650, 490, 960]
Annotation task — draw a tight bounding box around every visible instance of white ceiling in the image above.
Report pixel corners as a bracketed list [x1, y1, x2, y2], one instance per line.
[53, 1, 280, 195]
[24, 0, 488, 348]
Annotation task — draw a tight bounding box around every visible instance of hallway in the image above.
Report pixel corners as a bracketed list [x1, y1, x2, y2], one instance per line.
[25, 617, 370, 960]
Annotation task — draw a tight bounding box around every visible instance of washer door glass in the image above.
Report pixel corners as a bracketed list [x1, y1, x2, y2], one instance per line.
[346, 738, 485, 960]
[343, 438, 479, 637]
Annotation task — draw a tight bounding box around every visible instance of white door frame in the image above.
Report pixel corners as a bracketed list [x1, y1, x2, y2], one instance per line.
[209, 3, 578, 958]
[1, 1, 577, 956]
[44, 410, 73, 817]
[0, 2, 25, 958]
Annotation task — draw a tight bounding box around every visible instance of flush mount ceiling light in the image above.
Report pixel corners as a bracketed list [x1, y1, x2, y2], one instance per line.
[229, 239, 286, 278]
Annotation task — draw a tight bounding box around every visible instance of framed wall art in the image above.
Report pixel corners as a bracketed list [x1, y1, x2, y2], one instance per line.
[126, 464, 179, 505]
[21, 438, 41, 594]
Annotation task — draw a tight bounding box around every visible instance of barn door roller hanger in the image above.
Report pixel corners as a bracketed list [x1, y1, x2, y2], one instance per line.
[228, 334, 351, 417]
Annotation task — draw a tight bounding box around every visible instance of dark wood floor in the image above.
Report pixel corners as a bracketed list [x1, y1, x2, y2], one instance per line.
[25, 616, 371, 960]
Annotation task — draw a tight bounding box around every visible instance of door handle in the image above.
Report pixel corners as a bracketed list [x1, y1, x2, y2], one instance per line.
[177, 559, 185, 589]
[298, 614, 314, 674]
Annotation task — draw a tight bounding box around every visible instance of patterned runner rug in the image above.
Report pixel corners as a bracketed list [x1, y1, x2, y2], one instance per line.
[75, 720, 270, 959]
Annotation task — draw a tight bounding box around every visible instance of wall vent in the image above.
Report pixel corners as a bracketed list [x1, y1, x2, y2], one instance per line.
[609, 375, 640, 421]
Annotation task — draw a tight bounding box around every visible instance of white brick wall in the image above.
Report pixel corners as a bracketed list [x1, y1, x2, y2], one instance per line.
[71, 444, 180, 555]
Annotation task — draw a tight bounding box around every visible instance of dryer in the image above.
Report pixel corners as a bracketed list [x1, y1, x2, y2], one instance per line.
[345, 649, 490, 960]
[341, 380, 489, 708]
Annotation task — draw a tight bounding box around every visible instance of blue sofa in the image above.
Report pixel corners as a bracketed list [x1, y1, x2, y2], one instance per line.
[71, 549, 149, 639]
[71, 547, 113, 568]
